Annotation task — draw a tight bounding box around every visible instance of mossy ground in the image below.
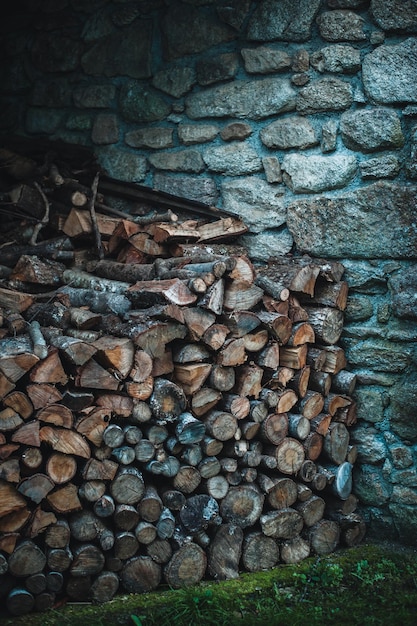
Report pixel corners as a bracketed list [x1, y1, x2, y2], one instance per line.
[1, 541, 416, 626]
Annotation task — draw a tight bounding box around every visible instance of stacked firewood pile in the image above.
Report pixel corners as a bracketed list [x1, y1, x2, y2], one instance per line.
[0, 140, 365, 617]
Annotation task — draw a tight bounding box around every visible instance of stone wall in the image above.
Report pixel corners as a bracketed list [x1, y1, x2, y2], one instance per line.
[1, 0, 417, 544]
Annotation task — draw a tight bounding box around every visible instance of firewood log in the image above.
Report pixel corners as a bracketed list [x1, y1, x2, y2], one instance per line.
[208, 524, 243, 579]
[242, 530, 280, 572]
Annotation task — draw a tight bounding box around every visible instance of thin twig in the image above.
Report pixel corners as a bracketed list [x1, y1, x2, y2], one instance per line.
[89, 172, 104, 259]
[95, 201, 178, 224]
[29, 182, 50, 245]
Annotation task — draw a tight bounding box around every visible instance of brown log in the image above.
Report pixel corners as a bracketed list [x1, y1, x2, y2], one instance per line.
[121, 555, 162, 592]
[280, 536, 311, 564]
[8, 539, 46, 577]
[298, 390, 325, 420]
[257, 258, 320, 296]
[202, 323, 229, 350]
[0, 407, 23, 432]
[308, 519, 340, 555]
[267, 477, 298, 510]
[0, 458, 20, 483]
[21, 446, 43, 471]
[261, 412, 288, 445]
[173, 363, 212, 395]
[304, 306, 344, 345]
[279, 345, 307, 369]
[309, 413, 332, 437]
[191, 387, 222, 417]
[138, 485, 163, 523]
[208, 523, 243, 580]
[242, 530, 280, 572]
[300, 280, 348, 311]
[146, 538, 173, 564]
[287, 322, 315, 346]
[209, 364, 235, 392]
[260, 508, 304, 539]
[29, 348, 68, 385]
[26, 383, 63, 409]
[320, 345, 347, 374]
[308, 370, 332, 396]
[274, 437, 305, 475]
[256, 311, 292, 345]
[329, 512, 366, 547]
[0, 480, 27, 518]
[223, 280, 264, 312]
[46, 483, 82, 514]
[0, 286, 35, 313]
[219, 484, 264, 528]
[37, 404, 73, 429]
[288, 413, 311, 440]
[183, 307, 215, 340]
[331, 369, 357, 395]
[217, 337, 247, 367]
[40, 426, 90, 459]
[204, 410, 238, 442]
[3, 390, 34, 419]
[135, 521, 157, 545]
[75, 359, 120, 391]
[164, 542, 207, 588]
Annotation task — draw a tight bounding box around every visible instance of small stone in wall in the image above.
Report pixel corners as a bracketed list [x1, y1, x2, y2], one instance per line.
[92, 114, 119, 145]
[247, 0, 321, 42]
[360, 155, 401, 179]
[321, 119, 338, 152]
[154, 173, 218, 206]
[152, 67, 196, 98]
[148, 150, 205, 173]
[221, 176, 286, 232]
[260, 116, 318, 150]
[297, 77, 353, 113]
[340, 108, 404, 151]
[178, 124, 219, 145]
[125, 128, 174, 150]
[203, 143, 262, 176]
[317, 10, 367, 42]
[97, 147, 147, 183]
[220, 122, 252, 141]
[282, 153, 357, 192]
[196, 52, 239, 86]
[240, 228, 294, 261]
[370, 0, 417, 32]
[310, 44, 361, 73]
[362, 38, 417, 104]
[120, 82, 170, 123]
[390, 445, 414, 469]
[292, 49, 309, 72]
[262, 156, 282, 183]
[241, 46, 291, 74]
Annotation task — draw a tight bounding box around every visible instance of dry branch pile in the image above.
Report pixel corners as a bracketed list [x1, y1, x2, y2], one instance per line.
[0, 141, 365, 617]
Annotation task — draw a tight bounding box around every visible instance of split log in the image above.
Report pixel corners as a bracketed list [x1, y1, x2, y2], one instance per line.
[304, 307, 344, 345]
[260, 508, 304, 539]
[164, 543, 207, 588]
[208, 524, 243, 579]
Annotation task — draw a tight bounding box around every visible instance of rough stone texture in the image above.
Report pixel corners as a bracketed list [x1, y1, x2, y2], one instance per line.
[350, 425, 388, 463]
[240, 228, 294, 261]
[125, 128, 174, 149]
[161, 1, 236, 60]
[297, 77, 353, 113]
[153, 173, 219, 205]
[317, 10, 367, 41]
[247, 0, 321, 42]
[216, 0, 251, 31]
[389, 267, 417, 319]
[370, 0, 417, 32]
[260, 116, 318, 150]
[353, 465, 393, 506]
[203, 143, 262, 176]
[262, 156, 283, 183]
[220, 122, 252, 141]
[352, 387, 387, 424]
[152, 67, 196, 98]
[81, 22, 153, 78]
[321, 119, 338, 152]
[241, 47, 292, 74]
[340, 108, 404, 152]
[186, 77, 297, 120]
[389, 373, 417, 442]
[178, 124, 219, 145]
[345, 295, 374, 322]
[310, 44, 361, 73]
[282, 153, 357, 192]
[120, 82, 170, 123]
[360, 155, 401, 180]
[97, 147, 147, 182]
[196, 53, 239, 86]
[149, 150, 205, 173]
[292, 49, 310, 72]
[287, 182, 417, 257]
[91, 113, 119, 145]
[390, 445, 414, 469]
[343, 338, 414, 372]
[221, 177, 286, 232]
[362, 38, 417, 104]
[73, 84, 116, 109]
